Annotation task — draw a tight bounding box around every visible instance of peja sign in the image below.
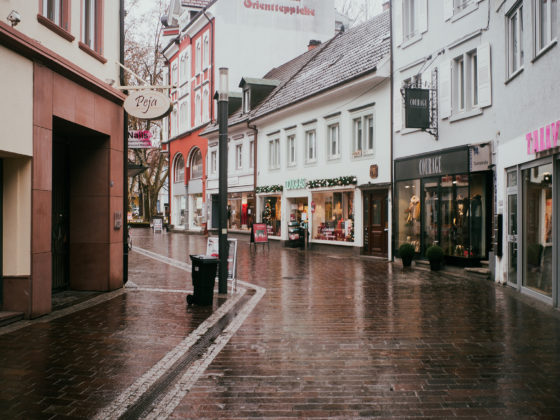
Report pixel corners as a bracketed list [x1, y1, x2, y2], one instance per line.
[526, 120, 560, 154]
[124, 90, 172, 120]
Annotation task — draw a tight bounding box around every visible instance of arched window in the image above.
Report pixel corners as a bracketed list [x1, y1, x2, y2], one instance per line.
[174, 153, 185, 183]
[195, 92, 201, 126]
[203, 32, 210, 68]
[190, 148, 203, 179]
[202, 88, 210, 122]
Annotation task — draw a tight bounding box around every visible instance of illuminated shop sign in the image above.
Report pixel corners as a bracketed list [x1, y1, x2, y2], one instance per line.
[526, 120, 560, 154]
[395, 147, 469, 181]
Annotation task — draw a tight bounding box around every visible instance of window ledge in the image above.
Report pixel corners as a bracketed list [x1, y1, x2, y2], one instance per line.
[78, 42, 107, 64]
[451, 2, 478, 22]
[327, 156, 341, 161]
[400, 127, 422, 135]
[449, 107, 483, 123]
[532, 39, 557, 64]
[400, 33, 422, 49]
[505, 67, 524, 85]
[37, 14, 74, 42]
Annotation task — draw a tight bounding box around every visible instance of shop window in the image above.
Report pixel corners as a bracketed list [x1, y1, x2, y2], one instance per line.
[327, 123, 340, 159]
[190, 148, 203, 179]
[312, 191, 354, 242]
[269, 137, 280, 169]
[82, 0, 103, 55]
[397, 180, 421, 252]
[507, 2, 524, 77]
[522, 163, 553, 297]
[305, 129, 317, 163]
[174, 154, 185, 183]
[262, 196, 281, 236]
[534, 0, 558, 55]
[287, 134, 296, 167]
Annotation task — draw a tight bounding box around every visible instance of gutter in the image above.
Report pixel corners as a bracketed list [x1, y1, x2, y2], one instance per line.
[389, 0, 394, 262]
[246, 121, 259, 193]
[120, 0, 129, 283]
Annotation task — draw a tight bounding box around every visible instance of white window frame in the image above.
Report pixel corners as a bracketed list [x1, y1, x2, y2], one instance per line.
[249, 140, 254, 169]
[453, 50, 478, 113]
[195, 39, 202, 74]
[305, 129, 317, 163]
[195, 92, 201, 126]
[170, 107, 177, 138]
[364, 114, 375, 154]
[533, 0, 558, 55]
[236, 143, 243, 170]
[269, 137, 280, 170]
[179, 100, 188, 133]
[171, 62, 178, 89]
[43, 0, 63, 26]
[210, 150, 217, 175]
[287, 133, 297, 167]
[202, 87, 210, 123]
[243, 89, 250, 113]
[507, 2, 524, 77]
[174, 153, 185, 183]
[203, 32, 210, 69]
[82, 0, 101, 53]
[403, 0, 417, 40]
[179, 52, 188, 86]
[327, 122, 340, 160]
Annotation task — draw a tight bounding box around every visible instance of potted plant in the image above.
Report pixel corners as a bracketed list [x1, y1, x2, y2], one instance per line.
[425, 245, 444, 271]
[398, 243, 415, 267]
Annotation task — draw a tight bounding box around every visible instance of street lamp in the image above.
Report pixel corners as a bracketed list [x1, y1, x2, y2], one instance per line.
[218, 68, 229, 294]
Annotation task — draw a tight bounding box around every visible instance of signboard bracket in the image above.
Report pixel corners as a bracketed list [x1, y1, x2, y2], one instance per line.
[401, 68, 438, 141]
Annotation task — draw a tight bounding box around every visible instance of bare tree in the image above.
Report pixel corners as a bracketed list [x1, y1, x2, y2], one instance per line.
[124, 0, 169, 221]
[336, 0, 384, 25]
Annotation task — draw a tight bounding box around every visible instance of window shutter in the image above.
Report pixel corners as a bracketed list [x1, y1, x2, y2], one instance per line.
[477, 42, 492, 108]
[394, 0, 403, 46]
[394, 88, 402, 132]
[439, 60, 451, 119]
[444, 0, 453, 21]
[419, 0, 428, 34]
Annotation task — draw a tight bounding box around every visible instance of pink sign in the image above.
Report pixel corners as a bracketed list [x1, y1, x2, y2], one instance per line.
[243, 0, 316, 16]
[526, 120, 560, 154]
[128, 130, 153, 149]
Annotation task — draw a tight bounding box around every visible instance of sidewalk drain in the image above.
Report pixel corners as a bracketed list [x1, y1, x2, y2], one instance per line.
[119, 290, 254, 420]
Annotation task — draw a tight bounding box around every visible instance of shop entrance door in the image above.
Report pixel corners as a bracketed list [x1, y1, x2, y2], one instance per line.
[364, 190, 388, 256]
[52, 137, 70, 291]
[506, 170, 518, 286]
[0, 159, 3, 307]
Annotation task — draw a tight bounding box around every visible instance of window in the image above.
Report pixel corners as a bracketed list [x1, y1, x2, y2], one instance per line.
[190, 148, 203, 179]
[179, 100, 188, 133]
[210, 150, 217, 174]
[236, 144, 243, 170]
[470, 51, 478, 107]
[352, 113, 374, 156]
[403, 0, 417, 40]
[82, 0, 103, 54]
[179, 53, 188, 85]
[174, 154, 185, 183]
[42, 0, 69, 29]
[202, 88, 210, 122]
[269, 138, 280, 169]
[305, 129, 317, 163]
[312, 191, 355, 243]
[287, 134, 296, 167]
[203, 33, 210, 69]
[353, 118, 362, 156]
[171, 62, 178, 88]
[453, 50, 479, 112]
[196, 40, 202, 73]
[170, 108, 177, 137]
[365, 115, 374, 152]
[249, 140, 254, 168]
[507, 3, 524, 76]
[243, 89, 250, 113]
[534, 0, 557, 54]
[195, 92, 201, 126]
[327, 123, 340, 159]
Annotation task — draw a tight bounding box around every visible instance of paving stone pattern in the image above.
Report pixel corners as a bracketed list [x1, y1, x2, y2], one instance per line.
[1, 228, 560, 419]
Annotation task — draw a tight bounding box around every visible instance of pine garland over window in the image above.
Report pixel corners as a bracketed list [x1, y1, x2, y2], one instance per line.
[306, 176, 357, 189]
[255, 185, 283, 193]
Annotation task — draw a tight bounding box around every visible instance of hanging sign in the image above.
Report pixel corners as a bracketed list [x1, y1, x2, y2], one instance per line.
[124, 90, 172, 120]
[404, 88, 430, 129]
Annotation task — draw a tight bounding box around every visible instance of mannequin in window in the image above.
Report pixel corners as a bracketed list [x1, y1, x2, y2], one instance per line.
[405, 195, 420, 233]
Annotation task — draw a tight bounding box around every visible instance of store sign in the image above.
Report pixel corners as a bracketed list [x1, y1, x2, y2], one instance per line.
[124, 90, 172, 120]
[470, 144, 491, 172]
[404, 88, 430, 129]
[128, 130, 153, 148]
[285, 178, 306, 190]
[369, 164, 379, 179]
[395, 147, 469, 181]
[526, 120, 560, 155]
[243, 0, 316, 16]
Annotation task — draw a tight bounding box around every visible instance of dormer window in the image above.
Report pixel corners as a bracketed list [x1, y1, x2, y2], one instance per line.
[243, 88, 250, 113]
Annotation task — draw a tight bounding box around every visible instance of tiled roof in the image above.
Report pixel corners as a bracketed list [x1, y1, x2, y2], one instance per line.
[181, 0, 212, 8]
[251, 11, 390, 120]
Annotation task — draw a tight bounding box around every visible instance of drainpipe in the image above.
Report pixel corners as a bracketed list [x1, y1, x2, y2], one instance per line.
[389, 1, 395, 262]
[247, 120, 258, 196]
[120, 0, 129, 284]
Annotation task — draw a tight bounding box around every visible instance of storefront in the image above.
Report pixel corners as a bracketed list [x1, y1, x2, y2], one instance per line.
[499, 120, 559, 306]
[394, 145, 492, 265]
[259, 193, 282, 237]
[311, 190, 354, 243]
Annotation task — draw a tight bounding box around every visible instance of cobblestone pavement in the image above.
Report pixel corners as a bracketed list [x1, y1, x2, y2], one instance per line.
[1, 228, 560, 419]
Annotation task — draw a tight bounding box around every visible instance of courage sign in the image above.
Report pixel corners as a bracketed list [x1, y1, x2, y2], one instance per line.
[124, 90, 173, 120]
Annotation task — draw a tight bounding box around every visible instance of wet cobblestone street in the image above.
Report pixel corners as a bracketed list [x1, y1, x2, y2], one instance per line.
[1, 228, 560, 418]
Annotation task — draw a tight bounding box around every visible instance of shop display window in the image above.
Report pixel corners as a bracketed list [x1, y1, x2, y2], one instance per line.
[312, 191, 354, 242]
[522, 163, 553, 297]
[228, 193, 255, 230]
[191, 194, 203, 227]
[262, 196, 282, 236]
[397, 180, 421, 251]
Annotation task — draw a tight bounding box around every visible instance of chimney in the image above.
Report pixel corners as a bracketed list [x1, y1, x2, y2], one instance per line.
[383, 1, 390, 12]
[308, 39, 321, 51]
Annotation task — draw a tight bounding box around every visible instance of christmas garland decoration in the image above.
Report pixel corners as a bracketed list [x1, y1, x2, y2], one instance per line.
[306, 176, 357, 189]
[255, 185, 283, 193]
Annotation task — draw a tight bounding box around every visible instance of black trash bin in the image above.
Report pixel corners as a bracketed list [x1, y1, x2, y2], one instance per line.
[187, 255, 219, 306]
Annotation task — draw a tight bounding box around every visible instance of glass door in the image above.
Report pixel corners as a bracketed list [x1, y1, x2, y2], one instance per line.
[506, 170, 518, 286]
[423, 178, 439, 249]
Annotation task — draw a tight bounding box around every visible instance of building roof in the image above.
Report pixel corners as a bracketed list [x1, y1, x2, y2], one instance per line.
[250, 10, 390, 120]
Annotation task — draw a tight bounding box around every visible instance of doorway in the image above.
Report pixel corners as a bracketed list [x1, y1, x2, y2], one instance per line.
[0, 158, 3, 307]
[363, 189, 388, 256]
[52, 137, 70, 291]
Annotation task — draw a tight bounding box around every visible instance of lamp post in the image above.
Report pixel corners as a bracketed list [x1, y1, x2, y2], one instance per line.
[218, 68, 229, 294]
